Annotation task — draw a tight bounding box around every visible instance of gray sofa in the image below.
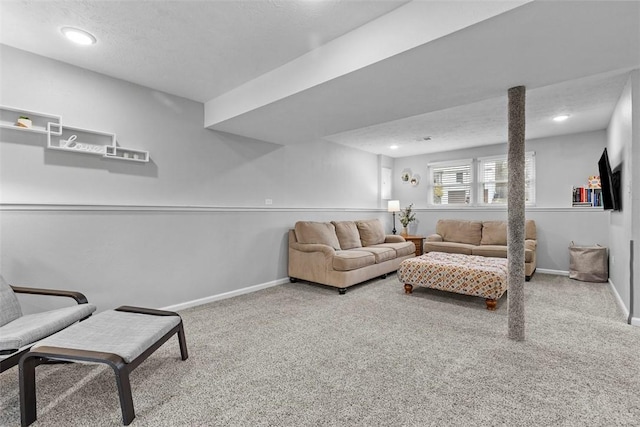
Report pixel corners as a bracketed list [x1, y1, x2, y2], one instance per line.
[288, 219, 416, 293]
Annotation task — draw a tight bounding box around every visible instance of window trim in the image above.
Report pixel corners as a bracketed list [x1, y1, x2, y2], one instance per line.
[477, 151, 536, 206]
[427, 153, 536, 207]
[427, 158, 474, 207]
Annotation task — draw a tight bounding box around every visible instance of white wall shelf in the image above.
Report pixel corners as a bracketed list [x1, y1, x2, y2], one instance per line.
[0, 105, 61, 135]
[104, 146, 149, 162]
[1, 105, 149, 163]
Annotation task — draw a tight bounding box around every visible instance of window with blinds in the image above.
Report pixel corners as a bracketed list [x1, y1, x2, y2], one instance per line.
[428, 160, 472, 205]
[478, 152, 536, 205]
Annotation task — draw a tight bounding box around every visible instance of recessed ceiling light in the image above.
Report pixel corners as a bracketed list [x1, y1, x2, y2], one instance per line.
[61, 27, 97, 45]
[553, 114, 570, 122]
[389, 145, 399, 150]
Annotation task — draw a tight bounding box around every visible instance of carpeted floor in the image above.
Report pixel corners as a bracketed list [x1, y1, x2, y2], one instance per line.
[1, 273, 639, 426]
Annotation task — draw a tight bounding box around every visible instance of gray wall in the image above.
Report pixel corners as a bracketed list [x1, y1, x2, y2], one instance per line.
[0, 46, 389, 313]
[0, 44, 629, 318]
[392, 131, 610, 272]
[606, 70, 640, 324]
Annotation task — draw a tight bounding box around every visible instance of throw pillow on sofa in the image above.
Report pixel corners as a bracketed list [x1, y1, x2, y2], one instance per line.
[436, 219, 483, 246]
[294, 221, 341, 250]
[332, 221, 363, 250]
[355, 219, 385, 246]
[480, 221, 508, 245]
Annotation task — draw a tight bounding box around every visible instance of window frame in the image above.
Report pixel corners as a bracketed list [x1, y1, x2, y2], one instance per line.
[427, 158, 474, 207]
[476, 151, 536, 206]
[426, 152, 536, 207]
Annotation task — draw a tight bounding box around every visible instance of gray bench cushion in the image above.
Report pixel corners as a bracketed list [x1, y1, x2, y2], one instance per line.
[0, 303, 96, 351]
[33, 310, 181, 363]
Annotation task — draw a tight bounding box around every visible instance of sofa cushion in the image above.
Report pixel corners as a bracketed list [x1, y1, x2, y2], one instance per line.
[294, 221, 341, 250]
[436, 219, 483, 245]
[472, 245, 534, 263]
[376, 242, 416, 258]
[481, 221, 507, 245]
[354, 246, 396, 263]
[424, 241, 475, 255]
[332, 221, 362, 250]
[472, 245, 507, 259]
[355, 219, 385, 246]
[525, 220, 537, 240]
[333, 250, 375, 271]
[0, 275, 22, 327]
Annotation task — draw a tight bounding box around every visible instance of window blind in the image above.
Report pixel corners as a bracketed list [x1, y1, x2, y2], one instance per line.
[478, 152, 535, 205]
[429, 160, 472, 205]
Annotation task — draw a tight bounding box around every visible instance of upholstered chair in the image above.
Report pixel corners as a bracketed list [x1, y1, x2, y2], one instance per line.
[0, 274, 96, 372]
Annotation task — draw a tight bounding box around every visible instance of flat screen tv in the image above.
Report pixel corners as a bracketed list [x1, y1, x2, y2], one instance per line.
[597, 148, 621, 211]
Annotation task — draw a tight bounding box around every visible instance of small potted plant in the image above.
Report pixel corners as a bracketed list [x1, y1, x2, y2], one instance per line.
[16, 116, 32, 129]
[399, 203, 416, 236]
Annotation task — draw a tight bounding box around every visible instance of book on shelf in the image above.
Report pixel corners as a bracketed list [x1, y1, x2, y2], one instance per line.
[572, 186, 602, 207]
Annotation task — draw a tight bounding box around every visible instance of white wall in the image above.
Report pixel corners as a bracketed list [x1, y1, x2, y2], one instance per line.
[607, 70, 639, 325]
[0, 46, 388, 312]
[391, 131, 610, 272]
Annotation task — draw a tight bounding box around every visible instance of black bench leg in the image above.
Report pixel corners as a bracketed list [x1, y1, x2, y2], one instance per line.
[177, 322, 189, 361]
[19, 355, 39, 427]
[113, 364, 135, 425]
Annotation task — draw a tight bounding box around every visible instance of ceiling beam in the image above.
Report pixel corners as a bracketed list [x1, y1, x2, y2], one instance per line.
[204, 0, 531, 130]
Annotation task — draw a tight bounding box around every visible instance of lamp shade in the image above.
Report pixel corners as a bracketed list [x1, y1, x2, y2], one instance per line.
[387, 200, 400, 212]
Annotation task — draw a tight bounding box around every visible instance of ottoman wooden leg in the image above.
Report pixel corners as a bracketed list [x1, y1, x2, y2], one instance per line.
[485, 299, 497, 311]
[404, 284, 413, 294]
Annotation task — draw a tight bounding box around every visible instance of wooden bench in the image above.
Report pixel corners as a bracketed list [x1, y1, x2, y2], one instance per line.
[19, 306, 188, 426]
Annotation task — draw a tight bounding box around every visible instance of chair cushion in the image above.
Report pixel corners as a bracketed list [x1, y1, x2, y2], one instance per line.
[332, 221, 362, 250]
[294, 221, 341, 250]
[33, 310, 180, 364]
[355, 219, 385, 246]
[0, 275, 22, 327]
[0, 303, 96, 351]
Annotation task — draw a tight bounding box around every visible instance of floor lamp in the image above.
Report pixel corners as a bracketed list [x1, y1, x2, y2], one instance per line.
[388, 200, 400, 234]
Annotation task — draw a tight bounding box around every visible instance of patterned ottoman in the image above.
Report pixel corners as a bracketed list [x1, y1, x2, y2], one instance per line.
[397, 252, 508, 310]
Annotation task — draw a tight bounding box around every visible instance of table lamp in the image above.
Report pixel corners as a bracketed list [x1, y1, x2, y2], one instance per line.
[387, 200, 400, 234]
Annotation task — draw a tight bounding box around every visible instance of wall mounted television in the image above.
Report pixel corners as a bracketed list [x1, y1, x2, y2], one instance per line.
[597, 148, 621, 211]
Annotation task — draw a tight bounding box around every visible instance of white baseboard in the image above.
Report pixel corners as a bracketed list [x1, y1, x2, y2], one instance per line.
[536, 268, 569, 276]
[606, 279, 640, 326]
[519, 269, 639, 327]
[161, 277, 290, 312]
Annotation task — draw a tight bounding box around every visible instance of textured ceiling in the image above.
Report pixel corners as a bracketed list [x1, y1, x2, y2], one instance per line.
[0, 0, 408, 102]
[0, 1, 638, 158]
[326, 72, 631, 157]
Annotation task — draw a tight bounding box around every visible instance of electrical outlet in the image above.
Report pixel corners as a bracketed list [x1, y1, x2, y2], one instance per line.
[611, 255, 615, 265]
[265, 199, 273, 205]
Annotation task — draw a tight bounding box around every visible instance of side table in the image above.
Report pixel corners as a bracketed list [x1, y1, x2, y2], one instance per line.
[402, 235, 425, 257]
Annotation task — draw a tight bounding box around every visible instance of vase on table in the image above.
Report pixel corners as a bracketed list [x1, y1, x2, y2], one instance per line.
[401, 226, 408, 236]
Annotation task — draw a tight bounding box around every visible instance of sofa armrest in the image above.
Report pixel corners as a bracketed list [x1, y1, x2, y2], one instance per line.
[385, 235, 406, 243]
[426, 234, 443, 242]
[11, 286, 89, 304]
[525, 239, 537, 251]
[289, 242, 336, 256]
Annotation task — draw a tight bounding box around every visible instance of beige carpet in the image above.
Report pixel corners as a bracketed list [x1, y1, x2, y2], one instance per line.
[1, 273, 639, 426]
